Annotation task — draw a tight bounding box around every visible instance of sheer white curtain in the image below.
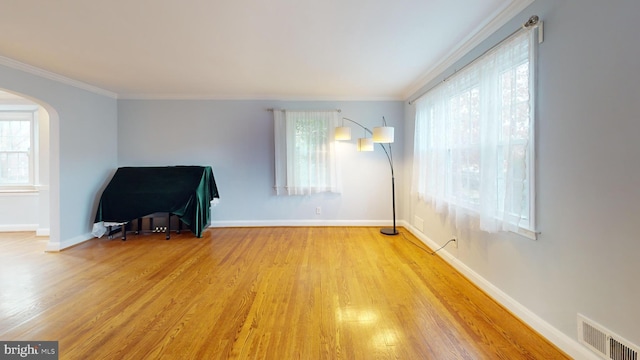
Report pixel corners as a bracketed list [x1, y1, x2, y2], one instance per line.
[412, 30, 535, 233]
[274, 110, 340, 195]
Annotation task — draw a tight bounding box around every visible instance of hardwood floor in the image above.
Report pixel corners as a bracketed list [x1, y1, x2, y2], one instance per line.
[0, 228, 569, 359]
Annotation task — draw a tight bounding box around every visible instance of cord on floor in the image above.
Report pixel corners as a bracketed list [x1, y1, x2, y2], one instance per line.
[398, 231, 456, 255]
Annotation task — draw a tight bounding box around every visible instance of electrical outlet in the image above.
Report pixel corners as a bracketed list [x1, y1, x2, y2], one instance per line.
[451, 236, 458, 248]
[414, 216, 424, 232]
[316, 207, 321, 215]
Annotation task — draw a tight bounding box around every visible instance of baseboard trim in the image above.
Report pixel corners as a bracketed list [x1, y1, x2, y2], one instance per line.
[36, 228, 50, 237]
[402, 224, 598, 360]
[209, 219, 395, 228]
[0, 224, 38, 232]
[46, 232, 94, 252]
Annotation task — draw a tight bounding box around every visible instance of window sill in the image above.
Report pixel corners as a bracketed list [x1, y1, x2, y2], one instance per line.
[511, 226, 539, 241]
[0, 186, 39, 194]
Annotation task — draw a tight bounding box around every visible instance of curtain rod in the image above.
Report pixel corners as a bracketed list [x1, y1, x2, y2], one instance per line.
[266, 108, 341, 113]
[408, 15, 542, 105]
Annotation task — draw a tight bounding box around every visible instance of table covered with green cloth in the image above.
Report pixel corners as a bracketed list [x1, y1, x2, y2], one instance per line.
[94, 166, 219, 237]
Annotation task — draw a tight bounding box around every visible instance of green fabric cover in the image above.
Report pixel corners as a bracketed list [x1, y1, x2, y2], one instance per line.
[95, 166, 219, 237]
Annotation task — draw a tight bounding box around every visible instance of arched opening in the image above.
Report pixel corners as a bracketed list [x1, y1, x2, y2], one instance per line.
[0, 88, 59, 250]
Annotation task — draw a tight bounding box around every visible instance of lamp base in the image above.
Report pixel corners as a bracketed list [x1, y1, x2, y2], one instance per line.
[380, 228, 399, 236]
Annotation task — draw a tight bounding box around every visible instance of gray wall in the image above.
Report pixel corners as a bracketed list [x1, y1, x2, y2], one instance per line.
[403, 0, 640, 353]
[0, 64, 118, 247]
[118, 100, 404, 225]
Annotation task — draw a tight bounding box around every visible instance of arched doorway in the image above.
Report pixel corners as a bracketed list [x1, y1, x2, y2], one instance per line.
[0, 88, 58, 250]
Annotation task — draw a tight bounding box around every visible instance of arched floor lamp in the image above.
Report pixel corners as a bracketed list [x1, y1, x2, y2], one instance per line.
[335, 117, 398, 236]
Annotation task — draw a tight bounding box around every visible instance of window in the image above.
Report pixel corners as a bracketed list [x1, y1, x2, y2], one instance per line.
[412, 30, 536, 236]
[274, 110, 340, 195]
[0, 107, 38, 187]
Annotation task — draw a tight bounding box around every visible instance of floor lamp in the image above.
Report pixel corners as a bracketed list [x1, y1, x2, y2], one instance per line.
[335, 117, 398, 236]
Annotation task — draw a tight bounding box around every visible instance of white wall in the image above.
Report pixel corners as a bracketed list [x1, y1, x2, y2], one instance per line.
[0, 62, 118, 249]
[37, 108, 50, 235]
[0, 192, 38, 230]
[403, 0, 640, 356]
[117, 100, 404, 226]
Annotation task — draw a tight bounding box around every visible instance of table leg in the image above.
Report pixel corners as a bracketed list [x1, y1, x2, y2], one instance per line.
[135, 218, 142, 234]
[166, 213, 170, 240]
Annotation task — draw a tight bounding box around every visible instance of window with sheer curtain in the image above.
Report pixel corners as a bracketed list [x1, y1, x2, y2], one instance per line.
[274, 110, 340, 195]
[412, 30, 536, 235]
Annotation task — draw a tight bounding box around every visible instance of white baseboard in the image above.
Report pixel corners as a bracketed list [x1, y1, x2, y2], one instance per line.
[45, 232, 94, 252]
[209, 219, 394, 228]
[36, 228, 50, 236]
[402, 224, 598, 360]
[0, 224, 38, 232]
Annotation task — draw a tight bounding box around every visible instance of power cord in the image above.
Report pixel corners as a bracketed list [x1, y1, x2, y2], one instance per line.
[426, 239, 456, 255]
[398, 231, 456, 256]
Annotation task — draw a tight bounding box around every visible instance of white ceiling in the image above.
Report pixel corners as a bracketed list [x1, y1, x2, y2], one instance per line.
[0, 0, 528, 100]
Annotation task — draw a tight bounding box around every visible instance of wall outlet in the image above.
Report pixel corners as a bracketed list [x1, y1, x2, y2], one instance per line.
[414, 216, 424, 232]
[451, 236, 458, 248]
[316, 207, 321, 215]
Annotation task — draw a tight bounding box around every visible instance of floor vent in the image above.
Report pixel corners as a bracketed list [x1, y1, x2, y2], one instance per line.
[578, 314, 639, 360]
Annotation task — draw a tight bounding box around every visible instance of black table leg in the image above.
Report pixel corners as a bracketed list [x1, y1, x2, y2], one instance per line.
[135, 218, 142, 234]
[166, 213, 170, 240]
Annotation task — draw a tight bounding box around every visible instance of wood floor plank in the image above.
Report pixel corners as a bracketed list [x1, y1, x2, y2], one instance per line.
[0, 228, 569, 359]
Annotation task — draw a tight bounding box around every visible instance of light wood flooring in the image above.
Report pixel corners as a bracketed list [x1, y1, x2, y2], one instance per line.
[0, 227, 569, 359]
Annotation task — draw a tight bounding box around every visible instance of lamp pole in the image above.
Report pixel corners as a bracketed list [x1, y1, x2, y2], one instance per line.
[341, 118, 398, 236]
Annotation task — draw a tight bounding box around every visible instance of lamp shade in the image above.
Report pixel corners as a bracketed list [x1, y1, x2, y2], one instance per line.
[357, 137, 374, 152]
[335, 126, 351, 140]
[372, 126, 394, 143]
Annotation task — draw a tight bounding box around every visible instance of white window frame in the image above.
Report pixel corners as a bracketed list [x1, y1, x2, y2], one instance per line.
[0, 105, 39, 190]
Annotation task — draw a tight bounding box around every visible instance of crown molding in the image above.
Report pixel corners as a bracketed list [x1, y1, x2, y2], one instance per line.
[117, 93, 404, 102]
[0, 55, 118, 99]
[402, 0, 535, 101]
